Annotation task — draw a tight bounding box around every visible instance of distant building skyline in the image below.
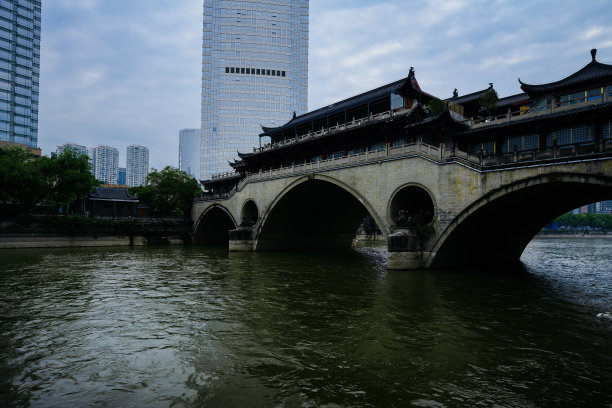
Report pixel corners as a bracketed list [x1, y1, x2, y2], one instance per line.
[126, 144, 149, 187]
[0, 0, 41, 150]
[200, 0, 309, 180]
[179, 128, 200, 178]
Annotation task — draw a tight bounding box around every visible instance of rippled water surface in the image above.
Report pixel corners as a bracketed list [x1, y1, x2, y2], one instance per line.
[1, 238, 611, 407]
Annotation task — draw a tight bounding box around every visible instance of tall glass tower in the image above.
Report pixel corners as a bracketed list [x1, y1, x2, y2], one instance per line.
[179, 128, 200, 178]
[0, 0, 41, 149]
[201, 0, 308, 180]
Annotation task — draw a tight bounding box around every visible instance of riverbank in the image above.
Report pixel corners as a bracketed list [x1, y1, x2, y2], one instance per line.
[0, 233, 186, 249]
[536, 232, 612, 238]
[0, 215, 190, 249]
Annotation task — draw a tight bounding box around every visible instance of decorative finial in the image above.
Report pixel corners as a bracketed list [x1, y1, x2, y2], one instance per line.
[292, 110, 296, 119]
[591, 48, 597, 61]
[409, 67, 415, 77]
[488, 82, 493, 88]
[453, 88, 458, 98]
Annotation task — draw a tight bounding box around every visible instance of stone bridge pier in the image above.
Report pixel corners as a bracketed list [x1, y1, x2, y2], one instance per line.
[192, 153, 612, 270]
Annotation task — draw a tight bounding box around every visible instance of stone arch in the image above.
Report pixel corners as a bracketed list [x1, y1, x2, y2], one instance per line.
[193, 204, 237, 245]
[241, 199, 259, 226]
[387, 183, 437, 228]
[426, 172, 612, 269]
[254, 174, 387, 250]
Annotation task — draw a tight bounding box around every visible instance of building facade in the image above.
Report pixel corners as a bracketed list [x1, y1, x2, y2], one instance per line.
[126, 144, 149, 187]
[200, 0, 308, 180]
[0, 0, 41, 149]
[179, 128, 200, 178]
[117, 167, 126, 186]
[92, 145, 119, 185]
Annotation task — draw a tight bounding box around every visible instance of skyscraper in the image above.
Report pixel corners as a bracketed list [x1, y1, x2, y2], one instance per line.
[0, 0, 41, 150]
[179, 128, 200, 178]
[201, 0, 308, 180]
[126, 144, 149, 187]
[92, 145, 119, 185]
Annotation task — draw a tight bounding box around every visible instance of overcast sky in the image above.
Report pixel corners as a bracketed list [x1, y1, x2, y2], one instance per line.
[38, 0, 612, 170]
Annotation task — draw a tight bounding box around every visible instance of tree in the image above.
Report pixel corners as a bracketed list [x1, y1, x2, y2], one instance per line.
[0, 147, 98, 214]
[131, 166, 202, 219]
[479, 89, 499, 117]
[427, 98, 446, 117]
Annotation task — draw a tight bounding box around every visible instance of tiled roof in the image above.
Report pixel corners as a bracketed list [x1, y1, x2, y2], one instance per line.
[261, 70, 433, 135]
[89, 187, 137, 201]
[519, 49, 612, 97]
[445, 84, 493, 105]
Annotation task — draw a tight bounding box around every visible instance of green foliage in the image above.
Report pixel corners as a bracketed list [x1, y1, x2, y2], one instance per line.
[479, 89, 499, 116]
[0, 147, 98, 214]
[427, 98, 446, 117]
[131, 166, 202, 219]
[550, 213, 612, 231]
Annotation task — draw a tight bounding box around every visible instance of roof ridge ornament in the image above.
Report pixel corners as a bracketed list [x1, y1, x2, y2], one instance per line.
[591, 48, 597, 61]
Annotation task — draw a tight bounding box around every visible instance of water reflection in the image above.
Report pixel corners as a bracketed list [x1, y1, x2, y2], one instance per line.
[0, 240, 611, 407]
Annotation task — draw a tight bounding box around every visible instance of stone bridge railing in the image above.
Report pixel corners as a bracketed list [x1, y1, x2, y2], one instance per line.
[197, 139, 612, 203]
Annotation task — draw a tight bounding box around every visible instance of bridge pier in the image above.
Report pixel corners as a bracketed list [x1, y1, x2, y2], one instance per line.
[228, 227, 256, 251]
[387, 229, 425, 270]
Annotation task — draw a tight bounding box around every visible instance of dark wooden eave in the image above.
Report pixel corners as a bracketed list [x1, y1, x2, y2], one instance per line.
[519, 49, 612, 98]
[259, 68, 435, 138]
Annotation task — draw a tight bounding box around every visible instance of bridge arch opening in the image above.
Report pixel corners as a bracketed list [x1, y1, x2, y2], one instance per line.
[193, 205, 237, 245]
[255, 178, 382, 250]
[389, 184, 436, 227]
[241, 200, 259, 226]
[428, 174, 612, 269]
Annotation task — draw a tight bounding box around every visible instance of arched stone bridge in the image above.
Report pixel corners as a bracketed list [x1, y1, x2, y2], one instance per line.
[192, 142, 612, 269]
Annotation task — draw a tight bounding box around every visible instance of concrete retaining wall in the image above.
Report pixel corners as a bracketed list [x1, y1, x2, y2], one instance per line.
[0, 234, 185, 249]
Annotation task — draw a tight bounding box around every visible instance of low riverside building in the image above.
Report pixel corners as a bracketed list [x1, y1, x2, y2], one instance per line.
[86, 187, 140, 218]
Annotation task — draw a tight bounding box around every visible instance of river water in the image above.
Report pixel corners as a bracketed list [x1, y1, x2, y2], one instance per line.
[0, 238, 611, 407]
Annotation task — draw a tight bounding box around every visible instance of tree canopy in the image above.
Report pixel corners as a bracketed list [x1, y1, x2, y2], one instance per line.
[427, 98, 446, 117]
[479, 89, 499, 116]
[130, 166, 202, 219]
[0, 147, 98, 214]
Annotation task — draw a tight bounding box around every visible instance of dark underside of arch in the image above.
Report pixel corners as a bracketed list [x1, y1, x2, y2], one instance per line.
[193, 207, 236, 245]
[430, 180, 612, 269]
[256, 180, 369, 250]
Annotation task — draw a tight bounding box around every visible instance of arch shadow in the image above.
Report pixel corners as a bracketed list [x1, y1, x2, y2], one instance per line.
[254, 175, 386, 251]
[427, 172, 612, 269]
[193, 204, 237, 245]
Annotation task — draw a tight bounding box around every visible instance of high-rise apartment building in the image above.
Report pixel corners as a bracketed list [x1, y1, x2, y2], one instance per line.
[126, 144, 149, 187]
[179, 128, 200, 178]
[201, 0, 308, 180]
[56, 142, 88, 157]
[92, 145, 119, 185]
[0, 0, 41, 149]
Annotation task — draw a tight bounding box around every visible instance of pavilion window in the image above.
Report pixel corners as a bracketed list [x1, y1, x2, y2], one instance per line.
[586, 88, 601, 101]
[349, 146, 366, 156]
[393, 137, 408, 148]
[470, 140, 495, 155]
[602, 122, 612, 140]
[369, 142, 385, 152]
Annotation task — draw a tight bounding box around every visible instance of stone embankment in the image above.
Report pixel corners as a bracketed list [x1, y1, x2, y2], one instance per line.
[0, 217, 189, 249]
